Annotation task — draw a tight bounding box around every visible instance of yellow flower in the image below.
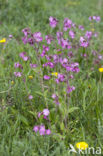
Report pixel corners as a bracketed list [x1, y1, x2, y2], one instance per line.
[99, 68, 103, 72]
[0, 38, 6, 43]
[28, 75, 33, 79]
[11, 81, 14, 85]
[76, 142, 88, 150]
[51, 72, 58, 77]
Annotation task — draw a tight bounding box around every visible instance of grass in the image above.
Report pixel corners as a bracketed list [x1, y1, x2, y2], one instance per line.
[0, 0, 103, 155]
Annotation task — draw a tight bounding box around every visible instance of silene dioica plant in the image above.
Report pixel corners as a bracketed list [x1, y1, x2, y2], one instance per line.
[13, 16, 102, 137]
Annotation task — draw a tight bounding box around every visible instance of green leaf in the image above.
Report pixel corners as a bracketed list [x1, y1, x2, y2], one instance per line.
[68, 107, 79, 113]
[35, 91, 44, 96]
[19, 114, 29, 126]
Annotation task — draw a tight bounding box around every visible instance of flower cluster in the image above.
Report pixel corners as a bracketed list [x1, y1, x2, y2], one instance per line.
[13, 15, 101, 135]
[33, 109, 50, 135]
[33, 125, 51, 135]
[89, 16, 101, 22]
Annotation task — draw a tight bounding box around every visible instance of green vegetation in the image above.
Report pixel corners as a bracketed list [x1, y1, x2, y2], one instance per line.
[0, 0, 103, 155]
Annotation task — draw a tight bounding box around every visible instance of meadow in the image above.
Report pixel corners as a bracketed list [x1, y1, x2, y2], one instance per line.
[0, 0, 103, 155]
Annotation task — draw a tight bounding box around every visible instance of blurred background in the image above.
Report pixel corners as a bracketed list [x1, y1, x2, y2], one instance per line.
[0, 0, 103, 37]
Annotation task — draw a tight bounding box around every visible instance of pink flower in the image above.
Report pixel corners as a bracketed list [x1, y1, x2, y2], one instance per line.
[28, 95, 33, 100]
[39, 125, 45, 135]
[22, 36, 28, 44]
[94, 32, 98, 38]
[98, 55, 102, 60]
[63, 18, 72, 31]
[52, 94, 59, 105]
[52, 94, 57, 99]
[46, 129, 51, 135]
[30, 63, 37, 68]
[80, 37, 89, 48]
[40, 45, 50, 57]
[33, 32, 43, 42]
[37, 112, 42, 118]
[23, 56, 29, 61]
[78, 25, 84, 31]
[19, 52, 26, 58]
[9, 34, 13, 38]
[14, 72, 22, 77]
[67, 86, 75, 94]
[14, 62, 23, 69]
[69, 75, 74, 79]
[33, 126, 39, 133]
[43, 116, 48, 120]
[61, 38, 72, 49]
[22, 28, 30, 36]
[19, 52, 29, 61]
[49, 16, 58, 28]
[96, 16, 101, 22]
[27, 38, 34, 46]
[69, 30, 75, 39]
[43, 75, 50, 80]
[57, 31, 63, 44]
[43, 109, 50, 116]
[56, 74, 65, 83]
[93, 16, 96, 20]
[85, 31, 92, 40]
[89, 16, 92, 21]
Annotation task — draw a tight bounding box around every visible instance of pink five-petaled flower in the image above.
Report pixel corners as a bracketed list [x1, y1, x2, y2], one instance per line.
[22, 28, 30, 36]
[28, 95, 33, 100]
[46, 129, 51, 135]
[61, 38, 72, 49]
[14, 62, 23, 69]
[33, 125, 39, 133]
[43, 116, 48, 120]
[33, 32, 43, 42]
[69, 30, 75, 39]
[23, 56, 29, 61]
[9, 34, 13, 38]
[39, 125, 45, 135]
[80, 37, 89, 48]
[96, 16, 101, 22]
[52, 94, 57, 99]
[49, 16, 58, 28]
[14, 72, 22, 77]
[30, 63, 37, 68]
[78, 25, 84, 31]
[19, 52, 26, 58]
[43, 75, 50, 80]
[63, 18, 72, 31]
[85, 31, 92, 40]
[43, 109, 50, 116]
[55, 74, 65, 83]
[67, 86, 75, 94]
[19, 52, 29, 61]
[22, 36, 28, 44]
